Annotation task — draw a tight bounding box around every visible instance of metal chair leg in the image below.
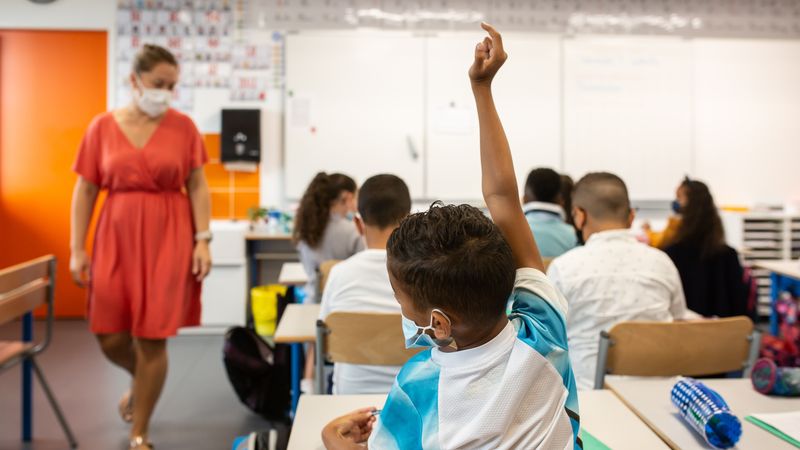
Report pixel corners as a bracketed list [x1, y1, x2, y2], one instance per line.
[30, 357, 78, 448]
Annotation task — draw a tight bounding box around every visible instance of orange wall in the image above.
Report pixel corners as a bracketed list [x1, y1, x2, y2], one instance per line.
[203, 134, 261, 219]
[0, 31, 260, 318]
[0, 30, 108, 318]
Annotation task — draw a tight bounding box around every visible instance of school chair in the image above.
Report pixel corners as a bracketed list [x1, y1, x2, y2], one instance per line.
[316, 259, 341, 299]
[0, 255, 77, 448]
[593, 316, 760, 389]
[314, 312, 423, 394]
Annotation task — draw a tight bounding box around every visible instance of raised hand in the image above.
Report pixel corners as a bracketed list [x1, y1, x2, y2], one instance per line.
[468, 22, 508, 86]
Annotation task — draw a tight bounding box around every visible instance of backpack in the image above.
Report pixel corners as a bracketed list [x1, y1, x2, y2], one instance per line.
[223, 286, 298, 423]
[760, 291, 800, 368]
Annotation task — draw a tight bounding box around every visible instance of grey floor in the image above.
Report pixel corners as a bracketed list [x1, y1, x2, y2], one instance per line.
[0, 321, 268, 450]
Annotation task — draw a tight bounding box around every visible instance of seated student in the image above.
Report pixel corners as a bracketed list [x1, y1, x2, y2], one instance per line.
[294, 172, 364, 393]
[522, 167, 578, 257]
[293, 172, 365, 304]
[322, 23, 580, 450]
[547, 172, 692, 390]
[662, 179, 750, 318]
[318, 174, 412, 394]
[642, 176, 690, 249]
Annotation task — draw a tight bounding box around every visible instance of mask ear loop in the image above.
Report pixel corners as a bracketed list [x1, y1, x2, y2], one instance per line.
[429, 309, 455, 348]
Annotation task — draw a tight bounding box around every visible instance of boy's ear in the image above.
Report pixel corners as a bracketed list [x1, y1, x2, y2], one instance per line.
[627, 208, 636, 227]
[354, 215, 365, 236]
[431, 310, 452, 340]
[572, 207, 585, 229]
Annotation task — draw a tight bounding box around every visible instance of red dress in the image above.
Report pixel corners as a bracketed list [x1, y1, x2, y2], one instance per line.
[73, 109, 208, 338]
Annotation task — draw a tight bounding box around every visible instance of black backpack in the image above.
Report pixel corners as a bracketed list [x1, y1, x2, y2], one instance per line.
[223, 287, 298, 423]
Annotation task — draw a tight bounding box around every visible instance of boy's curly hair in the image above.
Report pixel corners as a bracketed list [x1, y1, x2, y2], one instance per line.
[387, 202, 515, 326]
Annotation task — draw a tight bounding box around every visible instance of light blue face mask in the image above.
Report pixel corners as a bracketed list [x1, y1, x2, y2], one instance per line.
[401, 309, 453, 349]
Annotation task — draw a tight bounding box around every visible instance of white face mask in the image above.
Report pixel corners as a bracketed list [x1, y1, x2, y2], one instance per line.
[401, 308, 454, 349]
[133, 76, 171, 118]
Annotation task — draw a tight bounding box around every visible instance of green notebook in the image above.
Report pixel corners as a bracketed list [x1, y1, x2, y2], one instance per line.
[581, 429, 612, 450]
[745, 415, 800, 448]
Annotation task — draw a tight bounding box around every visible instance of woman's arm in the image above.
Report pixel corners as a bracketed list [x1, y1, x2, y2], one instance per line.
[70, 177, 100, 287]
[187, 168, 212, 281]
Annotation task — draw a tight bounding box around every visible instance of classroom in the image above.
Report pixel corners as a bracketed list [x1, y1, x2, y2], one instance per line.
[1, 0, 800, 449]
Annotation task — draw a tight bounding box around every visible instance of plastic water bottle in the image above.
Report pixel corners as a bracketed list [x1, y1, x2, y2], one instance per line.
[671, 377, 742, 449]
[751, 358, 800, 396]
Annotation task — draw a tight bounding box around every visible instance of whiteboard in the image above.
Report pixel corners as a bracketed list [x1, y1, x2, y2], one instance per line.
[425, 33, 561, 201]
[693, 39, 800, 206]
[284, 32, 425, 199]
[563, 36, 693, 200]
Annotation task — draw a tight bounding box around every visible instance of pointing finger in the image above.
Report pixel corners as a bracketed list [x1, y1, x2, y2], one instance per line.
[481, 22, 504, 51]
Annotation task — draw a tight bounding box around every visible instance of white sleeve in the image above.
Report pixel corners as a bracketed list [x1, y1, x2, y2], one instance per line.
[514, 267, 569, 316]
[318, 264, 341, 320]
[665, 259, 690, 320]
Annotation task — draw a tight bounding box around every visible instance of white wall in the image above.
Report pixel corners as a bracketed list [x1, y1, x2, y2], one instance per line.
[0, 0, 114, 30]
[0, 0, 116, 111]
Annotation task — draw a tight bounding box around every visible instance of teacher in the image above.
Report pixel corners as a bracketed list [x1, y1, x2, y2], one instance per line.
[69, 44, 211, 450]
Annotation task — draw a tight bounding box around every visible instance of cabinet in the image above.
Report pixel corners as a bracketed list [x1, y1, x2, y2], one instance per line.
[723, 211, 800, 317]
[183, 220, 249, 334]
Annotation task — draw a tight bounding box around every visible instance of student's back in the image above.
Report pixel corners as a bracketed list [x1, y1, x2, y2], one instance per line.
[547, 173, 689, 390]
[662, 179, 749, 317]
[522, 168, 578, 258]
[318, 174, 411, 394]
[665, 242, 748, 317]
[293, 172, 364, 303]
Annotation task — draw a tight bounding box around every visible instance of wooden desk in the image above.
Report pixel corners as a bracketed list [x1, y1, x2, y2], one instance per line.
[607, 377, 800, 449]
[287, 390, 667, 450]
[279, 262, 309, 286]
[578, 389, 669, 450]
[275, 303, 321, 417]
[754, 260, 800, 279]
[288, 395, 386, 450]
[274, 304, 320, 344]
[753, 260, 800, 335]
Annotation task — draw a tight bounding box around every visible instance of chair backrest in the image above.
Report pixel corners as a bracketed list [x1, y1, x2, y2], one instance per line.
[317, 259, 341, 297]
[319, 312, 422, 366]
[594, 316, 759, 389]
[0, 255, 55, 327]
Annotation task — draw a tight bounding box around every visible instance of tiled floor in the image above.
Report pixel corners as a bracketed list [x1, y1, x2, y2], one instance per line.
[0, 321, 268, 450]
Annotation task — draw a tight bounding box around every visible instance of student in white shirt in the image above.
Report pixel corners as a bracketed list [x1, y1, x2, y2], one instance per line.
[547, 172, 692, 390]
[319, 174, 412, 394]
[322, 23, 580, 450]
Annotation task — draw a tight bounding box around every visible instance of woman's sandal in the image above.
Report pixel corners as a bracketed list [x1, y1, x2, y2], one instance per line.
[129, 436, 153, 450]
[118, 390, 134, 423]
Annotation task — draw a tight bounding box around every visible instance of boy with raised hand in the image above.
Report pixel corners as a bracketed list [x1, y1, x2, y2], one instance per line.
[322, 23, 581, 450]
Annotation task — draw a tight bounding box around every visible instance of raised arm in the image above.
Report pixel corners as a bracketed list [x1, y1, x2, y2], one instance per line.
[469, 23, 544, 271]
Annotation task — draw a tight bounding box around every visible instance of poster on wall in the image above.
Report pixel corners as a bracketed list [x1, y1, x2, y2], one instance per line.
[115, 0, 283, 132]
